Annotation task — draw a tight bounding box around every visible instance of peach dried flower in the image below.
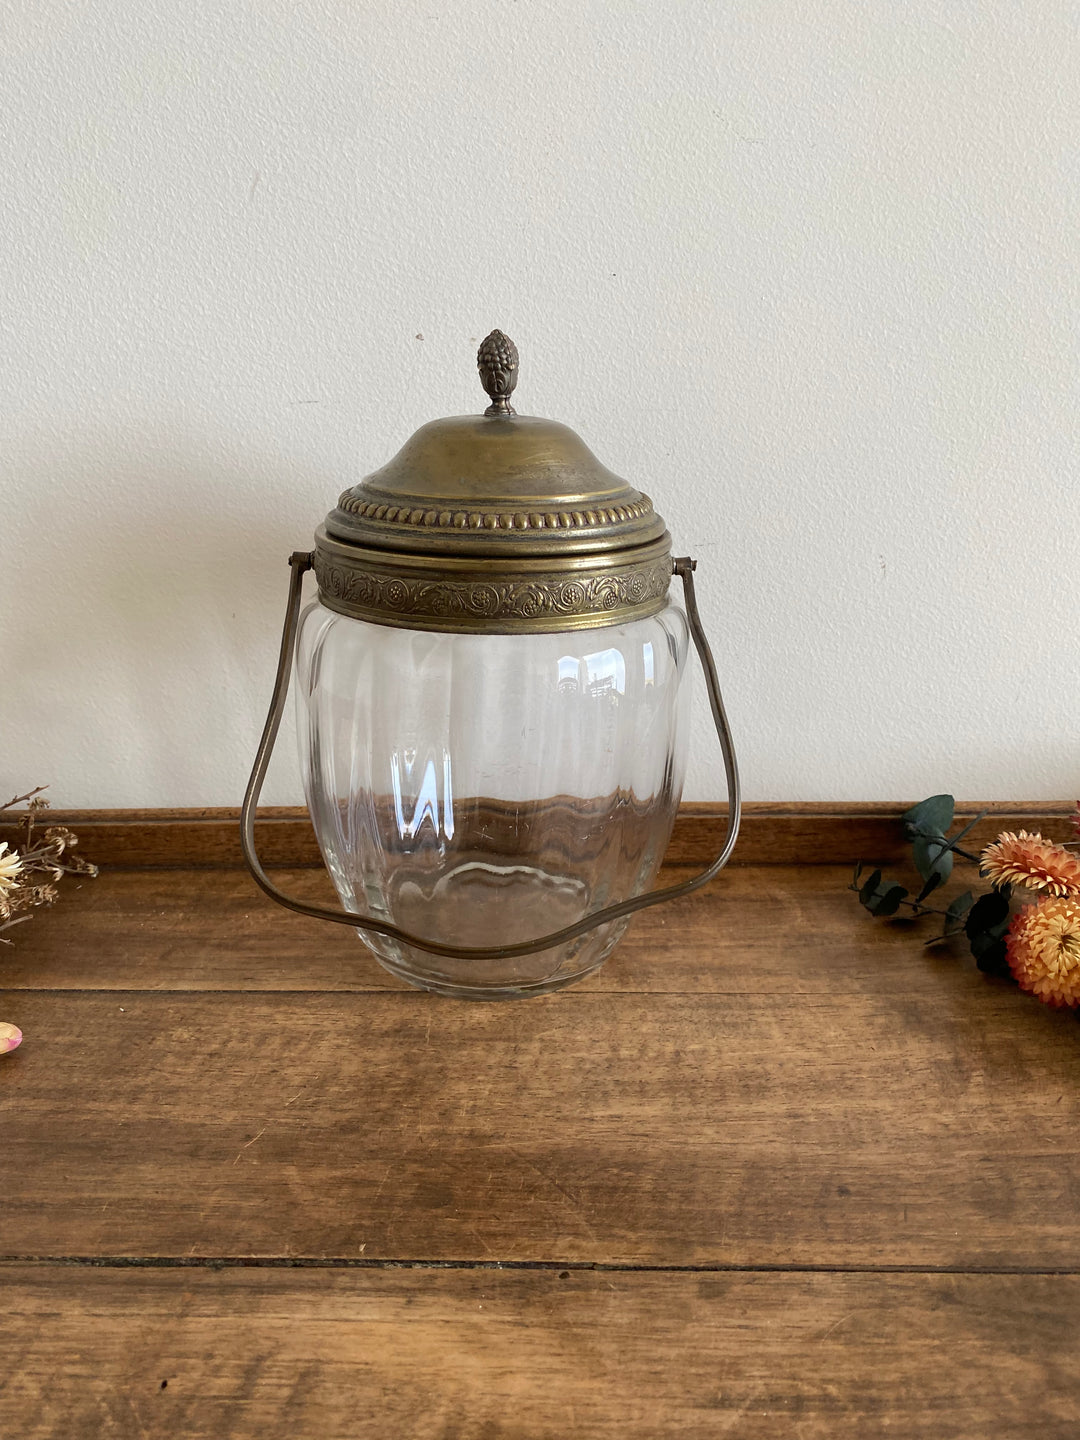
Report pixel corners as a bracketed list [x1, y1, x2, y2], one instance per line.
[980, 831, 1080, 898]
[1006, 896, 1080, 1008]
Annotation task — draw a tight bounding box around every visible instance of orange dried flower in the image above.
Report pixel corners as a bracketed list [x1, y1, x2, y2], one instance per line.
[1006, 896, 1080, 1007]
[980, 831, 1080, 898]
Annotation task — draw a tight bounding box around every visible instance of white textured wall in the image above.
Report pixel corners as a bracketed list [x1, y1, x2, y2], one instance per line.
[3, 0, 1079, 807]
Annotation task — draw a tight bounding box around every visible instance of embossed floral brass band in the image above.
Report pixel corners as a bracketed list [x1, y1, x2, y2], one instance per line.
[312, 527, 673, 634]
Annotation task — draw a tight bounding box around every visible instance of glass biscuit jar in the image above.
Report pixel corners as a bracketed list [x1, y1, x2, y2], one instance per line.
[242, 332, 740, 998]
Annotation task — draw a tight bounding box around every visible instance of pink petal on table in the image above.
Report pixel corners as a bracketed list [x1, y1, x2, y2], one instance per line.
[0, 1022, 23, 1054]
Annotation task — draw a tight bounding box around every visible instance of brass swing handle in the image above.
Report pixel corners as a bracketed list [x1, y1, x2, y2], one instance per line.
[240, 552, 741, 961]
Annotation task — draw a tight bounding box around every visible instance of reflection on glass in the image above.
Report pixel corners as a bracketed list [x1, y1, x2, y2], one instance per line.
[391, 751, 454, 843]
[296, 602, 690, 998]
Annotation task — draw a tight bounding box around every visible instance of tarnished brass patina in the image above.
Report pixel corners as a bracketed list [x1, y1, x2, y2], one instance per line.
[313, 331, 671, 632]
[476, 328, 519, 415]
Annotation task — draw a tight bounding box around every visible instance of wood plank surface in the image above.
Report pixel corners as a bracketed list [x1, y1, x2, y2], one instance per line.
[2, 983, 1078, 1266]
[3, 1266, 1077, 1439]
[1, 863, 979, 994]
[3, 800, 1075, 868]
[3, 849, 1079, 1434]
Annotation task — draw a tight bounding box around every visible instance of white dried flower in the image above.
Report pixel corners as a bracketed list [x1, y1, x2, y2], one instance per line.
[0, 842, 23, 897]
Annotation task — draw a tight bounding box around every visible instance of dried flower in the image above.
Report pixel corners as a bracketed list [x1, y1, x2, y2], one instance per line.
[0, 787, 96, 945]
[24, 882, 59, 907]
[1006, 896, 1080, 1007]
[980, 830, 1080, 898]
[0, 841, 23, 897]
[1, 788, 96, 1051]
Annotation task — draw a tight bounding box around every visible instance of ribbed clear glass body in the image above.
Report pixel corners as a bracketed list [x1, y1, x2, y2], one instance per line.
[295, 601, 690, 998]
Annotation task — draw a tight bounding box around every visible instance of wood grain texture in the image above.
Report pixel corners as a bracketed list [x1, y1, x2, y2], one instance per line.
[2, 983, 1079, 1266]
[0, 863, 986, 995]
[3, 1266, 1077, 1440]
[3, 801, 1075, 868]
[3, 854, 1079, 1434]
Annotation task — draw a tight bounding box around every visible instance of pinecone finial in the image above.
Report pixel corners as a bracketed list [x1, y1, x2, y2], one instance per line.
[477, 330, 519, 416]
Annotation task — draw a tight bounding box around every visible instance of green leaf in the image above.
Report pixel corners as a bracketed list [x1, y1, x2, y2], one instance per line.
[916, 870, 945, 902]
[869, 883, 909, 917]
[859, 869, 882, 907]
[975, 941, 1011, 977]
[912, 836, 955, 885]
[964, 888, 1011, 938]
[945, 891, 975, 929]
[965, 887, 1012, 970]
[970, 927, 1010, 963]
[902, 794, 955, 841]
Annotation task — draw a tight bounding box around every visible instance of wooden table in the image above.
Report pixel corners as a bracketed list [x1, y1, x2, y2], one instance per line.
[2, 808, 1079, 1436]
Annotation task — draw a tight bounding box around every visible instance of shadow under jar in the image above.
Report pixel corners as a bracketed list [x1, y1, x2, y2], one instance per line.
[242, 331, 740, 999]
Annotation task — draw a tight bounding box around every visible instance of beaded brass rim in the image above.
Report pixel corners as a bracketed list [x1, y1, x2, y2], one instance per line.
[334, 488, 656, 533]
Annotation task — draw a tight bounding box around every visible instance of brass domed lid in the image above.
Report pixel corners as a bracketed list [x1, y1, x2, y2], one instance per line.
[324, 331, 666, 558]
[313, 331, 673, 633]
